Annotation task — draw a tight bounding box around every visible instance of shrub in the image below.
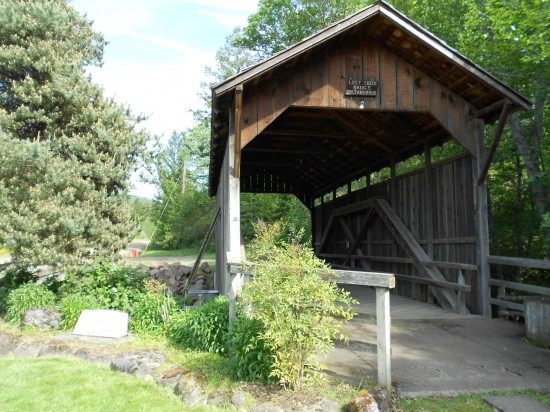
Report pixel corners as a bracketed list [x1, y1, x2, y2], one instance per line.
[0, 267, 38, 314]
[59, 261, 145, 313]
[226, 316, 273, 383]
[59, 294, 100, 330]
[5, 283, 57, 325]
[241, 221, 357, 390]
[130, 279, 178, 337]
[169, 296, 229, 354]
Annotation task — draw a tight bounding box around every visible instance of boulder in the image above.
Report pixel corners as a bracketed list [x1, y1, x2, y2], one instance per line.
[156, 366, 188, 387]
[175, 372, 208, 407]
[300, 397, 340, 412]
[0, 332, 20, 356]
[110, 350, 165, 378]
[23, 308, 61, 330]
[348, 389, 380, 412]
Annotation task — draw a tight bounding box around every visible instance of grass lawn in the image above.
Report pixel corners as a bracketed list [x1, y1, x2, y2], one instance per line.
[0, 357, 216, 412]
[394, 391, 550, 411]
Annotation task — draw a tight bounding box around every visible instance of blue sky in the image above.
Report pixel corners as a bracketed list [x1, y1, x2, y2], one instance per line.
[71, 0, 258, 197]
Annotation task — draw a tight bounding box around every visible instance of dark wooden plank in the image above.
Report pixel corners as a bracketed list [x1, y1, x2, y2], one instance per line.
[374, 198, 464, 313]
[413, 68, 430, 111]
[488, 255, 550, 270]
[489, 279, 550, 297]
[490, 298, 525, 312]
[328, 46, 346, 108]
[363, 36, 381, 110]
[394, 274, 471, 292]
[379, 46, 397, 109]
[397, 58, 414, 110]
[241, 88, 258, 147]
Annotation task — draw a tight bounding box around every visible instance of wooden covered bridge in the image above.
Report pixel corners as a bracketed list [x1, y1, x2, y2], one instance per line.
[208, 0, 532, 317]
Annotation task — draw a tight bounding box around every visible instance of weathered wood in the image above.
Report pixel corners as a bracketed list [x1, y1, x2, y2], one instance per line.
[488, 255, 550, 270]
[333, 269, 395, 288]
[489, 298, 525, 312]
[474, 119, 492, 317]
[376, 287, 392, 394]
[489, 279, 550, 297]
[477, 101, 511, 185]
[394, 273, 471, 292]
[374, 198, 465, 313]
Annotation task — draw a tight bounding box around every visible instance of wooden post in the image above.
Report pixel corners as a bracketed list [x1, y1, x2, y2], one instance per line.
[376, 286, 392, 395]
[226, 100, 242, 321]
[474, 119, 492, 317]
[333, 269, 394, 394]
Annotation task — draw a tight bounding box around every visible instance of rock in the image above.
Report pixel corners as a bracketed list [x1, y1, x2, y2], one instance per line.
[74, 348, 113, 365]
[369, 386, 390, 411]
[156, 366, 188, 387]
[250, 402, 284, 412]
[150, 268, 160, 277]
[231, 391, 254, 409]
[199, 262, 211, 273]
[0, 332, 20, 356]
[110, 350, 165, 378]
[174, 372, 208, 407]
[300, 397, 340, 412]
[23, 308, 61, 330]
[348, 389, 380, 412]
[37, 340, 73, 357]
[13, 341, 42, 358]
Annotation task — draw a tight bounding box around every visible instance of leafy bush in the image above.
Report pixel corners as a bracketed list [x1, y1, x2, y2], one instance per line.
[5, 283, 57, 325]
[59, 294, 99, 330]
[226, 316, 273, 383]
[241, 221, 357, 389]
[0, 267, 38, 314]
[59, 261, 145, 313]
[130, 279, 178, 337]
[169, 296, 229, 354]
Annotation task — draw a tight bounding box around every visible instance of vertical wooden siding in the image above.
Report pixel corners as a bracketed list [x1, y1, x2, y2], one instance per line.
[313, 155, 479, 312]
[240, 36, 477, 155]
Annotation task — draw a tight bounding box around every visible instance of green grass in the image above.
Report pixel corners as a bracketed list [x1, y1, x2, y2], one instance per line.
[394, 391, 550, 411]
[0, 357, 223, 412]
[141, 248, 215, 260]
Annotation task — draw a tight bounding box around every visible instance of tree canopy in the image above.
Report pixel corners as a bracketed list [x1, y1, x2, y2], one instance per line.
[0, 0, 149, 269]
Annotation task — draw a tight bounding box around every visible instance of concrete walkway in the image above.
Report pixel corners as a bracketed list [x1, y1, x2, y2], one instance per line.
[323, 285, 550, 398]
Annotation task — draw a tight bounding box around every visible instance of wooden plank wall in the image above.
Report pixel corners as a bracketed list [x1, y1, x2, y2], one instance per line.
[314, 155, 479, 312]
[240, 35, 477, 156]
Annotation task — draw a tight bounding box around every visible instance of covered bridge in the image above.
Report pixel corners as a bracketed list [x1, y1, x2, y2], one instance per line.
[209, 0, 531, 316]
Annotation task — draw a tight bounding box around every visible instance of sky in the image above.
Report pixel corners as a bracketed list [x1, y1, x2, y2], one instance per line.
[71, 0, 258, 198]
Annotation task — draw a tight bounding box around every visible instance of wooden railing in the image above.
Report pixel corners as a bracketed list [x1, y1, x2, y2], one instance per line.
[228, 264, 395, 394]
[326, 254, 473, 314]
[488, 255, 550, 315]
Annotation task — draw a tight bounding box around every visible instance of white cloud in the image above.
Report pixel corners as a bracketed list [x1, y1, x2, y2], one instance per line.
[200, 10, 249, 28]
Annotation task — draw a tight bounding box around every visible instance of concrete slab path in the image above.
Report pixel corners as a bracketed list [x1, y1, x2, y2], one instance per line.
[322, 285, 550, 398]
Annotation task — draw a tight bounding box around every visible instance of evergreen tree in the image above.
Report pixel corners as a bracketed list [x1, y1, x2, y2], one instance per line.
[0, 0, 149, 269]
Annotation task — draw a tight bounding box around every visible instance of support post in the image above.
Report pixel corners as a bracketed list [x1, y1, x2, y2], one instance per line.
[226, 96, 242, 321]
[376, 286, 392, 395]
[474, 119, 492, 317]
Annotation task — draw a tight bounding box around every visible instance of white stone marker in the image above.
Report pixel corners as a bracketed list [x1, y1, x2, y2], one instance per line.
[73, 309, 128, 338]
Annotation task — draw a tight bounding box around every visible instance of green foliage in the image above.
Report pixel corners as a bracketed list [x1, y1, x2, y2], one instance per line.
[59, 294, 99, 331]
[226, 316, 274, 383]
[0, 0, 149, 270]
[129, 279, 178, 337]
[235, 0, 371, 59]
[241, 222, 357, 390]
[169, 296, 229, 355]
[0, 267, 38, 314]
[241, 194, 311, 244]
[59, 261, 145, 313]
[145, 130, 216, 250]
[5, 283, 57, 325]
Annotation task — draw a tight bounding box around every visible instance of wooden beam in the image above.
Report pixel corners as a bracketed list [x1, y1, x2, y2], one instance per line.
[477, 100, 511, 185]
[487, 255, 550, 270]
[489, 279, 550, 297]
[234, 84, 243, 179]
